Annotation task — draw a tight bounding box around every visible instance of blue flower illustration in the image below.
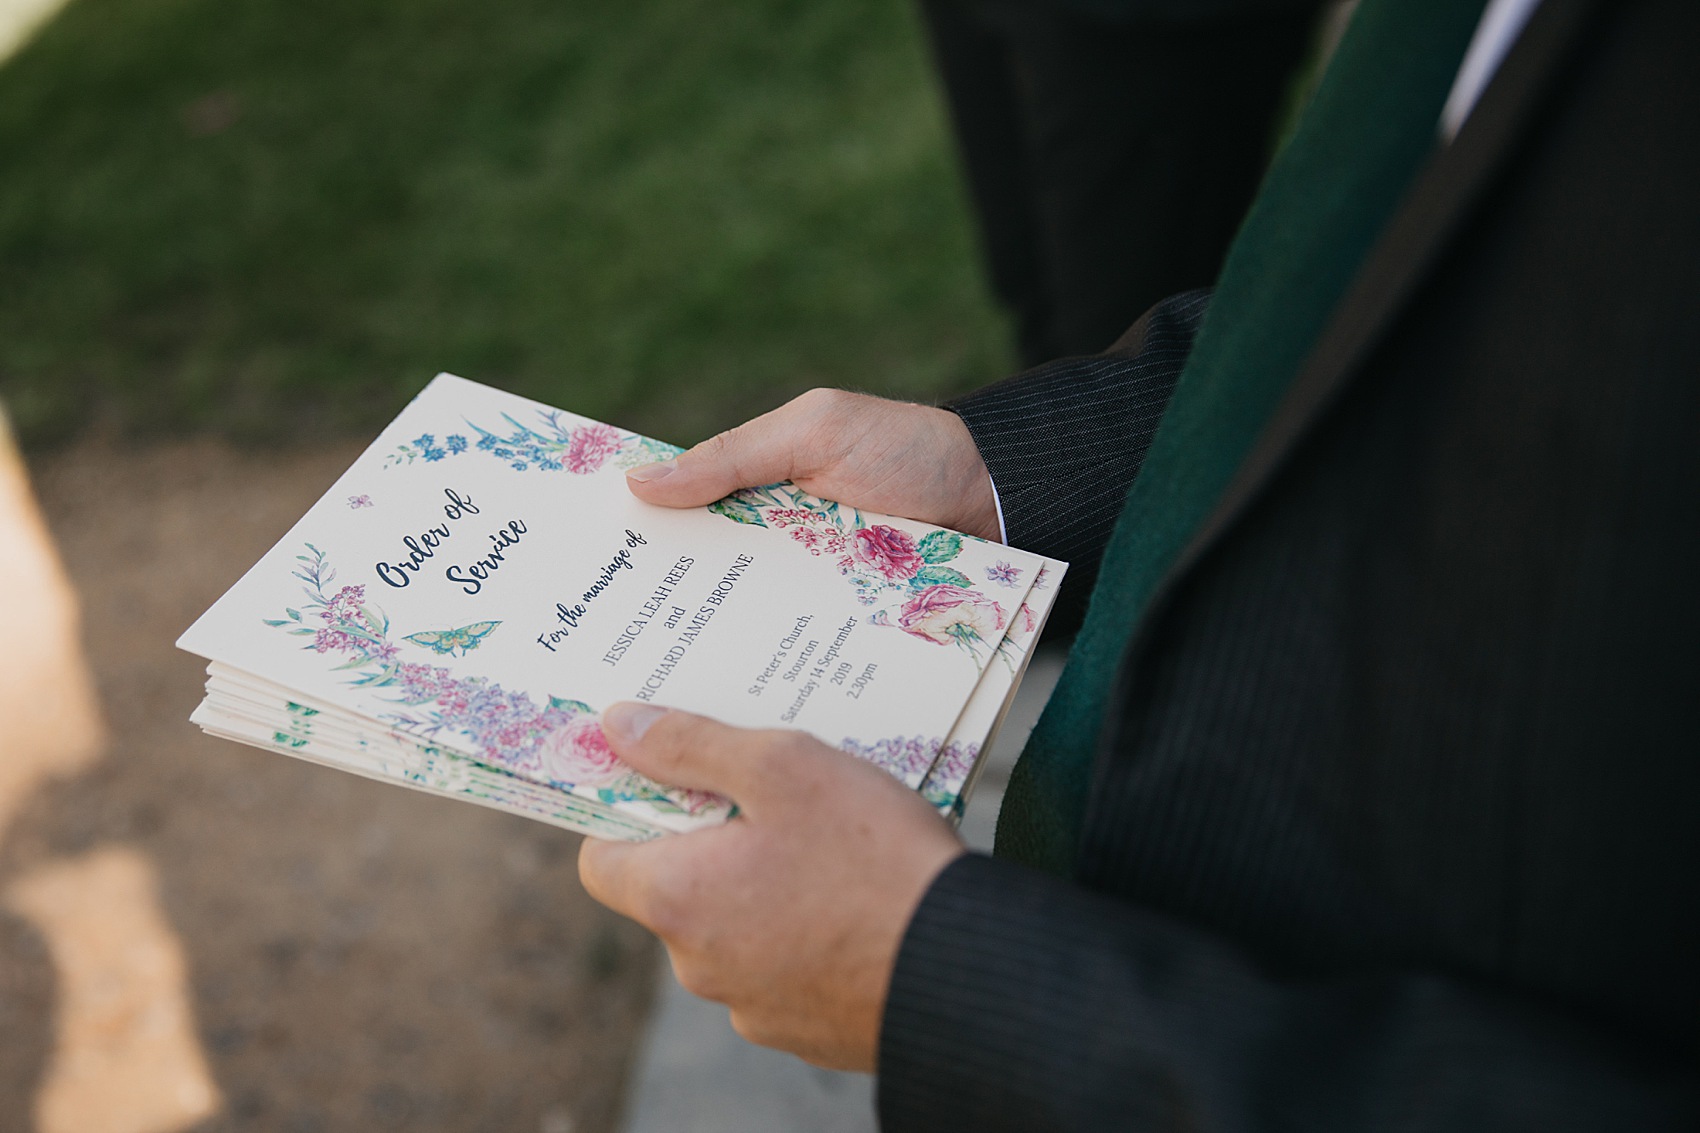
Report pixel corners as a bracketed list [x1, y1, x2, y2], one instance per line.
[385, 408, 651, 479]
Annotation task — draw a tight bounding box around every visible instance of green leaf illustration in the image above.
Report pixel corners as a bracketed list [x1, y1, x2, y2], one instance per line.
[917, 531, 963, 564]
[708, 496, 765, 525]
[913, 565, 972, 588]
[616, 437, 685, 469]
[362, 606, 387, 635]
[549, 697, 596, 716]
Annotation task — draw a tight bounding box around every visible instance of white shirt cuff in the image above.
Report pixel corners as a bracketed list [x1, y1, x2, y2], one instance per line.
[988, 474, 1008, 545]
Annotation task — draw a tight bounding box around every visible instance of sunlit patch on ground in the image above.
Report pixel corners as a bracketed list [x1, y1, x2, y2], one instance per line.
[0, 410, 102, 831]
[1, 414, 221, 1131]
[6, 848, 221, 1133]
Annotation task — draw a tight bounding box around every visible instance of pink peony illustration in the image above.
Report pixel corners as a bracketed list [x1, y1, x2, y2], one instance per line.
[850, 525, 925, 582]
[896, 583, 1007, 647]
[540, 714, 625, 786]
[562, 423, 625, 474]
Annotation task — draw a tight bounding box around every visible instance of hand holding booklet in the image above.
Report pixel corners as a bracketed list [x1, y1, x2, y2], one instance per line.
[178, 375, 1066, 840]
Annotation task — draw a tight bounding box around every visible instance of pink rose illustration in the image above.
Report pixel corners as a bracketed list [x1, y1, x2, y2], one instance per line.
[896, 584, 1007, 647]
[540, 714, 624, 786]
[562, 423, 624, 474]
[1014, 602, 1037, 634]
[850, 525, 925, 582]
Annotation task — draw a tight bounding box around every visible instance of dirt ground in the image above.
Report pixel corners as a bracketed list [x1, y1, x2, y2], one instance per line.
[0, 439, 658, 1133]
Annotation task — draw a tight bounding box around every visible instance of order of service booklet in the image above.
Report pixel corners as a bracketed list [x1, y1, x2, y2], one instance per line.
[178, 374, 1066, 840]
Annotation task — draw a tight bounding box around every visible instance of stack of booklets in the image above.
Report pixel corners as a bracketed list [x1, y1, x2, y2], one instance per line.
[178, 375, 1065, 841]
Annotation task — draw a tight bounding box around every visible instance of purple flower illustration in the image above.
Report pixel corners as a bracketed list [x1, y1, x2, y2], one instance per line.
[264, 546, 725, 821]
[837, 735, 942, 783]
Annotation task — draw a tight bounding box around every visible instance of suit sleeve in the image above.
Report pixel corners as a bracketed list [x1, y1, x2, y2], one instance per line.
[947, 290, 1210, 634]
[878, 853, 1699, 1132]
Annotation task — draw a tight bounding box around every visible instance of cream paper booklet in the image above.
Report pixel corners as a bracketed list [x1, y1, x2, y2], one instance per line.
[178, 374, 1066, 840]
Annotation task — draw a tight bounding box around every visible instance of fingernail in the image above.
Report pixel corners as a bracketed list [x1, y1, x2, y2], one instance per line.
[626, 460, 677, 483]
[602, 702, 665, 744]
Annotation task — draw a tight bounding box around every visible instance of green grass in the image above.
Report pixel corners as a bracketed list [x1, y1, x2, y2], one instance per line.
[0, 0, 1009, 449]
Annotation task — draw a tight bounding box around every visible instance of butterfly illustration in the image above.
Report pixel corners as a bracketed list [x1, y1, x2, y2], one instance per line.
[348, 494, 374, 509]
[403, 620, 502, 657]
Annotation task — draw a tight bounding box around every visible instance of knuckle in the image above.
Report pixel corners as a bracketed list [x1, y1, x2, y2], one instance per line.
[745, 732, 793, 781]
[639, 858, 716, 948]
[793, 388, 861, 441]
[655, 706, 702, 739]
[797, 386, 851, 423]
[639, 708, 695, 764]
[719, 425, 768, 487]
[646, 738, 689, 784]
[692, 428, 734, 467]
[793, 386, 845, 415]
[744, 730, 823, 796]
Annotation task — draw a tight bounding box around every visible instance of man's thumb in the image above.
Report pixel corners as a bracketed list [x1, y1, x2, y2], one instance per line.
[600, 702, 769, 804]
[625, 416, 801, 508]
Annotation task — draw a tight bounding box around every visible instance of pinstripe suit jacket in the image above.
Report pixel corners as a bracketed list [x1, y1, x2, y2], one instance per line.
[877, 0, 1700, 1128]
